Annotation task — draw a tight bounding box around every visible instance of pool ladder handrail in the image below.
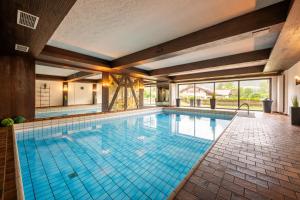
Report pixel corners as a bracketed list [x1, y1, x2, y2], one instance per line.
[236, 103, 250, 116]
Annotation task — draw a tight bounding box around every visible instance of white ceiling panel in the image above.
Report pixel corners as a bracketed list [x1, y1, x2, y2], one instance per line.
[48, 0, 282, 60]
[135, 31, 279, 71]
[86, 74, 102, 80]
[36, 65, 79, 76]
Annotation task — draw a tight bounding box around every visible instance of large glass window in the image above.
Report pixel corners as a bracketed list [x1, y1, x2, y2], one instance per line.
[240, 79, 270, 111]
[178, 84, 195, 106]
[195, 83, 214, 107]
[215, 81, 238, 109]
[144, 85, 157, 105]
[177, 78, 270, 111]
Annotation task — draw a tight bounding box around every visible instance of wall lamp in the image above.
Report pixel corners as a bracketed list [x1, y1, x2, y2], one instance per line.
[295, 76, 300, 85]
[63, 83, 68, 92]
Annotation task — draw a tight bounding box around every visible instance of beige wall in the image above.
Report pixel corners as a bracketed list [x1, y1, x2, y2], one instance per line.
[36, 80, 102, 107]
[283, 61, 300, 115]
[36, 80, 63, 107]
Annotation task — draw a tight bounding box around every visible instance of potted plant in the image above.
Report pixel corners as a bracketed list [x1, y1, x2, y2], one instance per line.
[196, 99, 201, 107]
[210, 93, 216, 109]
[189, 96, 195, 107]
[291, 96, 300, 125]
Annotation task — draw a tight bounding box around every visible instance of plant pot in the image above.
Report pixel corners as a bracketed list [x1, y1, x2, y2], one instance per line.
[190, 99, 195, 107]
[210, 99, 216, 109]
[291, 107, 300, 125]
[196, 99, 201, 107]
[176, 99, 180, 107]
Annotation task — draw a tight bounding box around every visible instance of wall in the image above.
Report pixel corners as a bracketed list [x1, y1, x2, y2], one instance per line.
[68, 82, 101, 105]
[0, 56, 35, 120]
[36, 80, 63, 107]
[284, 61, 300, 114]
[36, 80, 102, 107]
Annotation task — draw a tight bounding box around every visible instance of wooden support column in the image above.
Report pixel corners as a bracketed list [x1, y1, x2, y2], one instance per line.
[139, 79, 144, 108]
[0, 56, 35, 120]
[92, 83, 97, 104]
[102, 72, 110, 112]
[63, 82, 68, 106]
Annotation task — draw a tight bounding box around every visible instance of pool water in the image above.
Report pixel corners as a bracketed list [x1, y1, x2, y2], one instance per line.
[17, 111, 232, 200]
[35, 108, 101, 119]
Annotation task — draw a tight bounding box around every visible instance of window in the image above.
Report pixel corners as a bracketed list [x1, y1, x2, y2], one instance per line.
[177, 78, 271, 111]
[195, 83, 214, 107]
[240, 79, 270, 110]
[144, 85, 157, 105]
[178, 84, 195, 106]
[215, 81, 238, 109]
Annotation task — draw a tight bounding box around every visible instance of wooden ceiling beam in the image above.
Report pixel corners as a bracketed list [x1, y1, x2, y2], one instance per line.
[35, 74, 101, 83]
[150, 48, 272, 76]
[66, 71, 96, 82]
[111, 1, 289, 70]
[171, 65, 265, 81]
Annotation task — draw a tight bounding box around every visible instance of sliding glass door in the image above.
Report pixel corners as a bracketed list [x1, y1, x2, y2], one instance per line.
[215, 81, 238, 109]
[144, 85, 157, 105]
[177, 78, 270, 111]
[240, 79, 270, 111]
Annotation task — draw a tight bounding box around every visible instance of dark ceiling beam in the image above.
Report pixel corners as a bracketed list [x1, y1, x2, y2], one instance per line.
[111, 1, 289, 70]
[150, 48, 272, 76]
[264, 0, 300, 72]
[35, 74, 101, 83]
[173, 72, 279, 83]
[38, 45, 152, 77]
[171, 65, 265, 81]
[0, 0, 76, 57]
[66, 71, 96, 82]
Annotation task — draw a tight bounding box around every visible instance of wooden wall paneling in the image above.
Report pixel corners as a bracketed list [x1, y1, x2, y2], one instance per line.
[127, 77, 139, 108]
[0, 56, 35, 120]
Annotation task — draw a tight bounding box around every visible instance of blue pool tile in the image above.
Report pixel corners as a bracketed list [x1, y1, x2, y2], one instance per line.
[17, 111, 232, 199]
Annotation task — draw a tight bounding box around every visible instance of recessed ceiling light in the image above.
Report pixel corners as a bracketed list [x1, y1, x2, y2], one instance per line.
[17, 10, 39, 29]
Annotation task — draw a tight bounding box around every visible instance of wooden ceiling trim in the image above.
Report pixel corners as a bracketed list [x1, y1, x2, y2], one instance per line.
[111, 1, 289, 70]
[150, 48, 272, 76]
[0, 0, 76, 56]
[171, 65, 265, 81]
[173, 72, 279, 83]
[36, 74, 101, 83]
[66, 71, 96, 82]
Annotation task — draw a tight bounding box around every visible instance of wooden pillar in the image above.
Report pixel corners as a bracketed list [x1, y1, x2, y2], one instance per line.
[92, 83, 97, 104]
[124, 76, 128, 110]
[0, 56, 35, 120]
[139, 79, 144, 108]
[63, 82, 68, 106]
[102, 72, 109, 112]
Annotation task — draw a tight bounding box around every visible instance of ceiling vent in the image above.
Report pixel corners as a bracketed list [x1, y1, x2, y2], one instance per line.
[15, 44, 29, 52]
[17, 10, 39, 29]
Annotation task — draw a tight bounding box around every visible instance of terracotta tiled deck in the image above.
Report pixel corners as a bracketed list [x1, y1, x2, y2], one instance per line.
[0, 127, 17, 200]
[175, 113, 300, 200]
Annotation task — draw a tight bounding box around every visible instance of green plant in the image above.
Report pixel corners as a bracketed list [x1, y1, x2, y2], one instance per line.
[14, 116, 26, 124]
[211, 92, 216, 99]
[1, 118, 14, 127]
[292, 96, 299, 107]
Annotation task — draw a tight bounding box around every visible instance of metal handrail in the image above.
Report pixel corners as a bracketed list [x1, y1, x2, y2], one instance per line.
[236, 103, 250, 116]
